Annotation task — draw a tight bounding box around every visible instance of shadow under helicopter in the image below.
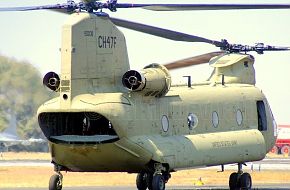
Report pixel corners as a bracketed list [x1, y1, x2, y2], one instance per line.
[1, 186, 290, 190]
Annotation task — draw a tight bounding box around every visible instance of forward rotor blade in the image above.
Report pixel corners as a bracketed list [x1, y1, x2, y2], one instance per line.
[164, 51, 224, 70]
[110, 17, 223, 46]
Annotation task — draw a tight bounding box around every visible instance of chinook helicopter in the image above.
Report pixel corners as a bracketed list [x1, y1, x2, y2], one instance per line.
[1, 1, 290, 190]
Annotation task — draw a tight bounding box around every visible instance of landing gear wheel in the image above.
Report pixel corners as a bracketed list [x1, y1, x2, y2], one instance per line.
[229, 172, 239, 190]
[240, 172, 252, 189]
[136, 172, 148, 190]
[49, 174, 62, 190]
[152, 174, 165, 190]
[146, 173, 153, 190]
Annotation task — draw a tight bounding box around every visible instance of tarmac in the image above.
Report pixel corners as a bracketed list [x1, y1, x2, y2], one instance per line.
[1, 185, 290, 190]
[1, 158, 290, 190]
[1, 158, 290, 170]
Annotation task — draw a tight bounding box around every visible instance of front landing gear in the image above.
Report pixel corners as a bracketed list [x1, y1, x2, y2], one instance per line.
[49, 164, 63, 190]
[229, 163, 252, 190]
[49, 173, 63, 190]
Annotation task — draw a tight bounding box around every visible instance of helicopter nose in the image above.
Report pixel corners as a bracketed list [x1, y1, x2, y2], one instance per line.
[38, 112, 119, 144]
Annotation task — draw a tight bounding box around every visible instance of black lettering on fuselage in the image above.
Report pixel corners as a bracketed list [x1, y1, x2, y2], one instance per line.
[84, 31, 93, 37]
[98, 36, 117, 48]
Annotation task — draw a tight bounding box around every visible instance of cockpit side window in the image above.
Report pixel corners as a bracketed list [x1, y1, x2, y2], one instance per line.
[257, 101, 267, 131]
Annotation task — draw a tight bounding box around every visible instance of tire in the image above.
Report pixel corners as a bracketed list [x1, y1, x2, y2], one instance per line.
[229, 172, 239, 190]
[152, 174, 165, 190]
[240, 172, 252, 190]
[49, 174, 62, 190]
[270, 145, 278, 154]
[281, 145, 290, 155]
[146, 173, 153, 190]
[136, 172, 148, 190]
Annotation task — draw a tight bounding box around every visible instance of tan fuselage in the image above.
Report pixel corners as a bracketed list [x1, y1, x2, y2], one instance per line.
[37, 12, 276, 173]
[38, 84, 276, 172]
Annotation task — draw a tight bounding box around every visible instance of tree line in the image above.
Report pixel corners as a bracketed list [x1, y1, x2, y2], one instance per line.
[0, 55, 54, 151]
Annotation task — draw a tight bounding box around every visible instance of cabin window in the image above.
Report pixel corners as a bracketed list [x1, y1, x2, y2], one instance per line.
[212, 111, 219, 128]
[236, 109, 243, 126]
[265, 100, 277, 136]
[161, 115, 169, 132]
[257, 101, 267, 131]
[187, 113, 198, 130]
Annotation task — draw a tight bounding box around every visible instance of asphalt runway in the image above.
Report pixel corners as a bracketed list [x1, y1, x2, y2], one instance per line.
[1, 158, 290, 190]
[1, 185, 290, 190]
[1, 158, 290, 170]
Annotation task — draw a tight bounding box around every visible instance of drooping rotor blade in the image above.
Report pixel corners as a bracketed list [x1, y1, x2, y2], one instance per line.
[2, 1, 289, 54]
[164, 51, 225, 70]
[111, 17, 290, 54]
[110, 17, 223, 47]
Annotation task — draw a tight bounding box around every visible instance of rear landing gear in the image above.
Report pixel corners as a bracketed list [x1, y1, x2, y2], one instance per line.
[229, 163, 252, 190]
[152, 174, 166, 190]
[136, 164, 171, 190]
[136, 172, 170, 190]
[136, 172, 149, 190]
[240, 172, 252, 189]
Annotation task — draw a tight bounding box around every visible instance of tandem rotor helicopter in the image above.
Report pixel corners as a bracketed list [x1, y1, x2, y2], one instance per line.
[1, 0, 290, 190]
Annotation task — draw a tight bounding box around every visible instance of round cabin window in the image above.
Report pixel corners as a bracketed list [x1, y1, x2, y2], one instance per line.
[187, 113, 198, 130]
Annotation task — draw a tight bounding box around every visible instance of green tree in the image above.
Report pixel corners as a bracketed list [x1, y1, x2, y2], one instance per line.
[0, 55, 53, 142]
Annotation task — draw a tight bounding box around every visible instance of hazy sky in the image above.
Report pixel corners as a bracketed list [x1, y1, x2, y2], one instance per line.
[0, 0, 290, 124]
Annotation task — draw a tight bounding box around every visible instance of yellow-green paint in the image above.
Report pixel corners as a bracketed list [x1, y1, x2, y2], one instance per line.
[38, 12, 276, 173]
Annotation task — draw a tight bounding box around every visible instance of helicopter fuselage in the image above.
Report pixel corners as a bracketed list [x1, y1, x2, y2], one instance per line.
[38, 83, 276, 173]
[1, 2, 288, 189]
[37, 12, 276, 174]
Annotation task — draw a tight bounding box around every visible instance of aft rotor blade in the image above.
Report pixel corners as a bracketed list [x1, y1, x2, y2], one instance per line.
[164, 51, 224, 70]
[136, 4, 290, 11]
[0, 4, 71, 12]
[2, 2, 290, 13]
[110, 17, 223, 46]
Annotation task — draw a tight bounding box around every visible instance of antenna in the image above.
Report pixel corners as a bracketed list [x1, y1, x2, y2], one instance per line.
[183, 76, 192, 88]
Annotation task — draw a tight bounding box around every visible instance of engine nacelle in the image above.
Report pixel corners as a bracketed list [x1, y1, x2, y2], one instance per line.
[122, 63, 171, 97]
[43, 71, 60, 92]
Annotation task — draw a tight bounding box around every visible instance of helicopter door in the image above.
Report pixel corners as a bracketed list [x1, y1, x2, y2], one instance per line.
[257, 101, 267, 131]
